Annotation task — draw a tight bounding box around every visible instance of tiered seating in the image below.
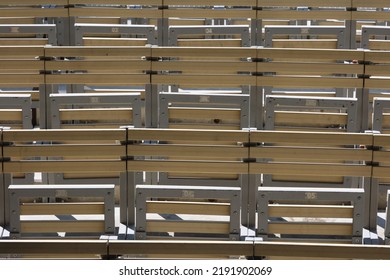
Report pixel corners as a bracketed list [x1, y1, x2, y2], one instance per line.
[1, 2, 390, 258]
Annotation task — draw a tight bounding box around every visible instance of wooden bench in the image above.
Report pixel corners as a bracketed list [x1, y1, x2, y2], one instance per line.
[257, 1, 352, 47]
[249, 130, 372, 227]
[162, 1, 257, 45]
[44, 46, 151, 124]
[159, 92, 249, 130]
[257, 187, 365, 243]
[49, 93, 142, 129]
[74, 23, 157, 46]
[135, 185, 241, 242]
[168, 25, 251, 47]
[68, 1, 162, 44]
[264, 95, 359, 132]
[8, 184, 115, 238]
[264, 25, 348, 49]
[125, 128, 248, 226]
[0, 128, 127, 228]
[256, 47, 364, 129]
[150, 46, 256, 126]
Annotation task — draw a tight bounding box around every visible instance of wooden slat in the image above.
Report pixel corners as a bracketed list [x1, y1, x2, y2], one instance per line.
[268, 222, 353, 236]
[147, 201, 230, 215]
[163, 9, 256, 19]
[272, 174, 343, 183]
[45, 74, 149, 86]
[128, 145, 247, 158]
[69, 8, 162, 18]
[60, 108, 133, 121]
[169, 107, 241, 121]
[373, 151, 390, 163]
[0, 74, 43, 86]
[152, 75, 256, 87]
[4, 145, 124, 157]
[258, 48, 364, 62]
[69, 0, 162, 5]
[257, 10, 351, 20]
[257, 61, 363, 75]
[152, 61, 255, 73]
[46, 60, 150, 72]
[0, 60, 44, 71]
[165, 0, 255, 5]
[3, 129, 126, 142]
[177, 39, 242, 48]
[257, 76, 363, 89]
[257, 0, 350, 6]
[250, 162, 372, 177]
[84, 37, 148, 47]
[275, 111, 348, 127]
[21, 221, 105, 233]
[251, 146, 372, 161]
[250, 131, 372, 145]
[168, 124, 241, 130]
[372, 166, 390, 179]
[20, 203, 105, 215]
[4, 161, 126, 173]
[128, 129, 248, 142]
[365, 65, 390, 76]
[127, 161, 247, 174]
[0, 110, 23, 121]
[269, 205, 354, 218]
[151, 47, 256, 59]
[272, 39, 338, 49]
[45, 46, 151, 57]
[369, 40, 390, 51]
[146, 220, 230, 234]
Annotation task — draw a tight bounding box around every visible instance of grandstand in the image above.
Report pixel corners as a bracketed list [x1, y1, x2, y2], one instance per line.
[1, 1, 390, 260]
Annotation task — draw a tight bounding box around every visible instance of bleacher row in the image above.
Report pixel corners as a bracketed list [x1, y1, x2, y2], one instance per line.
[0, 1, 389, 48]
[1, 45, 390, 131]
[1, 1, 390, 259]
[0, 128, 389, 258]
